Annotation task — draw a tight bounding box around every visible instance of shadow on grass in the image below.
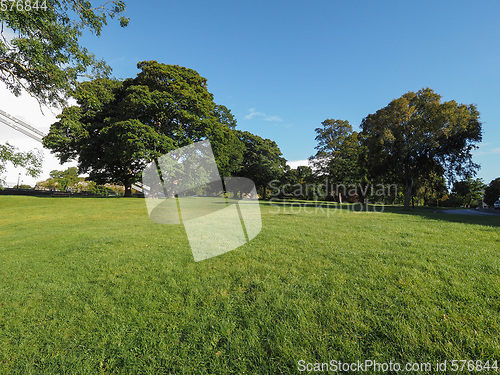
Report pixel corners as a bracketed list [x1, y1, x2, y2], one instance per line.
[30, 195, 133, 199]
[260, 199, 500, 227]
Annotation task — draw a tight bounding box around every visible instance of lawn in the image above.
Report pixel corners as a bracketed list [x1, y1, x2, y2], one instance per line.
[0, 196, 499, 374]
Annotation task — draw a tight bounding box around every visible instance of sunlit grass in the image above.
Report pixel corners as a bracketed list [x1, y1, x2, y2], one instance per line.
[0, 196, 499, 373]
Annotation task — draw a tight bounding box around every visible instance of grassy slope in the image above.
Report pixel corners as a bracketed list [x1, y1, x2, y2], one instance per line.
[0, 196, 499, 374]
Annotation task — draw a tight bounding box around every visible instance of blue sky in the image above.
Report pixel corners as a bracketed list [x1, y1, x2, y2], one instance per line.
[2, 0, 499, 185]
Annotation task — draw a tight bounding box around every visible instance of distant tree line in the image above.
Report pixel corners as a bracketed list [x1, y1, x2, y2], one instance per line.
[36, 167, 125, 196]
[272, 88, 485, 210]
[42, 76, 491, 207]
[43, 61, 287, 197]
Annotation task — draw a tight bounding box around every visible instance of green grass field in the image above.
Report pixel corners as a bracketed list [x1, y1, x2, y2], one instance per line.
[1, 196, 499, 374]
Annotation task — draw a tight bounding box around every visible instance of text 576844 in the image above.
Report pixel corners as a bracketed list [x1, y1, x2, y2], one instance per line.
[1, 0, 48, 12]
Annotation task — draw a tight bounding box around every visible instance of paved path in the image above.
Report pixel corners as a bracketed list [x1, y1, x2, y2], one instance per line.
[434, 208, 500, 216]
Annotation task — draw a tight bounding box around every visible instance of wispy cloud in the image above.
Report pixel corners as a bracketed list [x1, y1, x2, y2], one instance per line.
[474, 147, 500, 156]
[244, 108, 283, 122]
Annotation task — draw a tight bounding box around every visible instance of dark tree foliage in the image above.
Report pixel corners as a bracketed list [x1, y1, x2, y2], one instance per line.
[451, 178, 486, 208]
[361, 88, 482, 209]
[235, 130, 287, 199]
[484, 178, 500, 206]
[43, 61, 244, 196]
[278, 165, 315, 199]
[310, 119, 365, 202]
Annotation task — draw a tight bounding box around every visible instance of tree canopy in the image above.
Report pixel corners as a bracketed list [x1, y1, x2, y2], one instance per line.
[451, 178, 486, 208]
[309, 119, 364, 201]
[484, 178, 500, 206]
[235, 130, 287, 199]
[43, 61, 244, 196]
[49, 167, 80, 191]
[361, 88, 482, 209]
[0, 0, 129, 107]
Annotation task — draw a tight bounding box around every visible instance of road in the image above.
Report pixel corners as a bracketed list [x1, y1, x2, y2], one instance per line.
[434, 208, 500, 216]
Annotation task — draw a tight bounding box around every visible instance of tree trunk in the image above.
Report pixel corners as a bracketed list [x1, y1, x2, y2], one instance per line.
[404, 181, 412, 210]
[360, 183, 367, 204]
[338, 191, 342, 204]
[124, 181, 132, 197]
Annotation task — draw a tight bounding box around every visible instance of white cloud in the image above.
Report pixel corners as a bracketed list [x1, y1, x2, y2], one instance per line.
[244, 108, 283, 122]
[244, 108, 263, 120]
[287, 159, 310, 169]
[264, 115, 283, 122]
[474, 147, 500, 156]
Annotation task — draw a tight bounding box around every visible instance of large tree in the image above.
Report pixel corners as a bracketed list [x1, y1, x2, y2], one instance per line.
[0, 0, 129, 107]
[310, 119, 364, 202]
[43, 61, 244, 196]
[361, 88, 482, 209]
[235, 130, 287, 199]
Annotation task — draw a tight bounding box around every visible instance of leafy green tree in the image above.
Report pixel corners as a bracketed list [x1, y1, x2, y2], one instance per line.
[0, 142, 42, 186]
[279, 165, 315, 199]
[213, 104, 237, 130]
[310, 119, 364, 202]
[235, 130, 287, 199]
[49, 167, 80, 191]
[284, 165, 314, 186]
[361, 88, 482, 210]
[484, 178, 500, 206]
[452, 178, 486, 208]
[206, 105, 244, 177]
[0, 0, 129, 107]
[416, 170, 448, 207]
[43, 61, 244, 196]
